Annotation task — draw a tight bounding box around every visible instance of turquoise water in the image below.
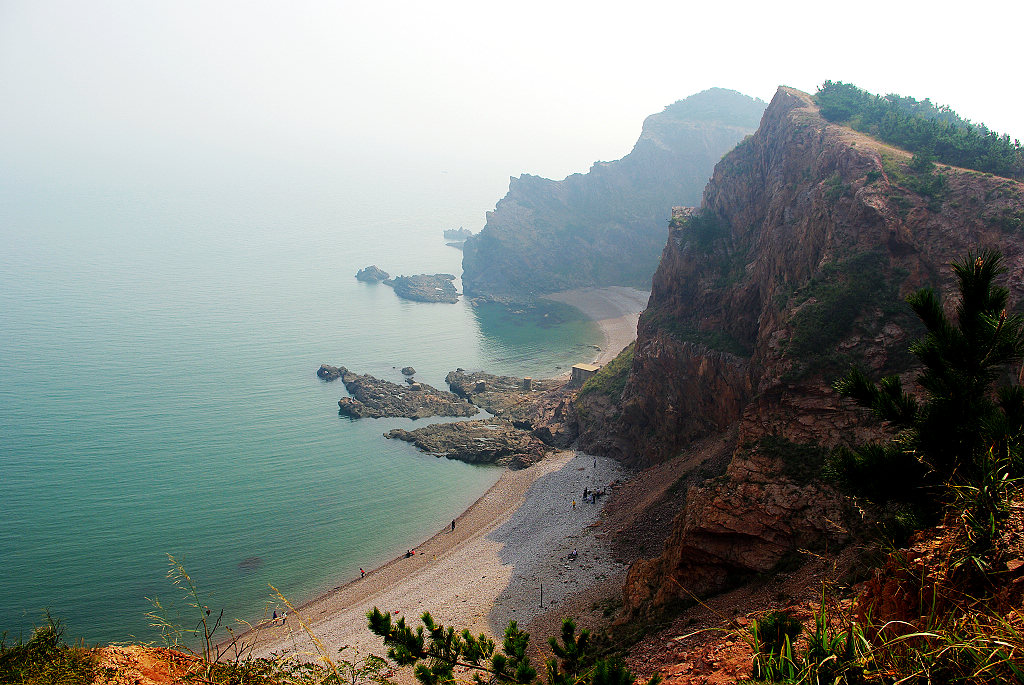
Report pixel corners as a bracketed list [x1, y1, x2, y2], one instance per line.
[0, 172, 599, 644]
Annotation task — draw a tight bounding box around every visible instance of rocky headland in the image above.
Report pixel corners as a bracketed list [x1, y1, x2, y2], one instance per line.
[384, 273, 460, 303]
[462, 88, 766, 302]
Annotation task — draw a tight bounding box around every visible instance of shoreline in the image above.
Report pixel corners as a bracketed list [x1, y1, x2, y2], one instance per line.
[542, 286, 649, 365]
[239, 286, 647, 661]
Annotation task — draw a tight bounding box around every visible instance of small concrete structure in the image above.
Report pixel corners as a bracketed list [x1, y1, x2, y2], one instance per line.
[569, 363, 600, 387]
[522, 377, 533, 391]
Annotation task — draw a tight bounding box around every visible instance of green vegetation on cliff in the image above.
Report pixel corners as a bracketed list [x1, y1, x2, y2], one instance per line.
[578, 343, 635, 401]
[815, 80, 1024, 179]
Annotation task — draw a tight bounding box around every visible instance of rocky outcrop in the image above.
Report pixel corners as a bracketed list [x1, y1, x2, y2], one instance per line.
[355, 265, 389, 282]
[385, 418, 549, 469]
[590, 86, 1024, 616]
[384, 274, 460, 303]
[331, 366, 478, 419]
[444, 227, 473, 240]
[317, 364, 342, 381]
[462, 89, 766, 301]
[446, 370, 560, 420]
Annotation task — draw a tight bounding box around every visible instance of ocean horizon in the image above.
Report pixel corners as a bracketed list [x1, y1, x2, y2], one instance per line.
[0, 166, 601, 645]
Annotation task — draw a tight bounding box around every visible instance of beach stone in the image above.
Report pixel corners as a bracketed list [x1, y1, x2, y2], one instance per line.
[401, 366, 416, 376]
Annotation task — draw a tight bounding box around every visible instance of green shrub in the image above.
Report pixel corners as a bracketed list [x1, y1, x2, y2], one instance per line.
[578, 343, 634, 401]
[815, 81, 1024, 179]
[0, 615, 96, 685]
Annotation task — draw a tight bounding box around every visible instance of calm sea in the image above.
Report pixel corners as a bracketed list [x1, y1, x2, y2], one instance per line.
[0, 167, 600, 645]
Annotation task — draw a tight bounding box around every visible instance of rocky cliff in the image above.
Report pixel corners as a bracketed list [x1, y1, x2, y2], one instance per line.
[577, 86, 1024, 615]
[461, 89, 766, 301]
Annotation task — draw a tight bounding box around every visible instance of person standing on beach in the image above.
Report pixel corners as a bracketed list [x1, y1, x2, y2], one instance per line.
[360, 568, 365, 578]
[451, 519, 456, 531]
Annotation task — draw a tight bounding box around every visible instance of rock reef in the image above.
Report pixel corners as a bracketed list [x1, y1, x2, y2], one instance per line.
[384, 274, 460, 303]
[328, 366, 478, 419]
[445, 370, 560, 422]
[386, 419, 548, 469]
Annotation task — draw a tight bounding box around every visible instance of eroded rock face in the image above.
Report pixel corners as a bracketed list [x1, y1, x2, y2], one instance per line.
[596, 86, 1024, 616]
[331, 366, 478, 419]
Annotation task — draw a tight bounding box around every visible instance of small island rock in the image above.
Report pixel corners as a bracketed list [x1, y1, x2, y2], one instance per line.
[332, 366, 478, 419]
[383, 274, 459, 304]
[355, 265, 390, 282]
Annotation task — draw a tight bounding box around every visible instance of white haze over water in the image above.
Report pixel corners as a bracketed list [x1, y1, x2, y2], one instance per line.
[1, 0, 1021, 198]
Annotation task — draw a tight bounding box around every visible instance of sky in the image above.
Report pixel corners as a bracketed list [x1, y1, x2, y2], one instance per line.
[1, 0, 1021, 198]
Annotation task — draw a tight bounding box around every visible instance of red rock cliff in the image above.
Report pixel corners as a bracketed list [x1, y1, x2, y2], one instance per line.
[584, 86, 1024, 615]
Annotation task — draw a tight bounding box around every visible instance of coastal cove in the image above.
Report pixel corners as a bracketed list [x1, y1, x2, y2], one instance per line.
[0, 178, 616, 646]
[243, 289, 649, 660]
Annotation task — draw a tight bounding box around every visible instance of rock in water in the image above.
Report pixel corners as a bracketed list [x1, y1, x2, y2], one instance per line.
[386, 418, 548, 468]
[401, 366, 416, 376]
[355, 265, 390, 282]
[333, 366, 478, 419]
[317, 364, 342, 381]
[383, 274, 459, 303]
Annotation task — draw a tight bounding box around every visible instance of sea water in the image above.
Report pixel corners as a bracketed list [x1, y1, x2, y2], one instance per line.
[0, 167, 600, 644]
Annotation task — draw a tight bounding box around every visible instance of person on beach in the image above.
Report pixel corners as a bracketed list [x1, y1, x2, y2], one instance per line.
[451, 519, 456, 531]
[360, 568, 365, 578]
[572, 500, 576, 509]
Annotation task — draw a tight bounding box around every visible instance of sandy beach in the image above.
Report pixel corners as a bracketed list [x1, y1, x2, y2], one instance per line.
[543, 286, 650, 365]
[243, 286, 647, 664]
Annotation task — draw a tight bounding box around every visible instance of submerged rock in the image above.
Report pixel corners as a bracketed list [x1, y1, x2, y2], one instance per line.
[332, 366, 478, 419]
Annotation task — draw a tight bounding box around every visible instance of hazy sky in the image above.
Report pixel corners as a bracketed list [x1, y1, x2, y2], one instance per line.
[2, 0, 1021, 191]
